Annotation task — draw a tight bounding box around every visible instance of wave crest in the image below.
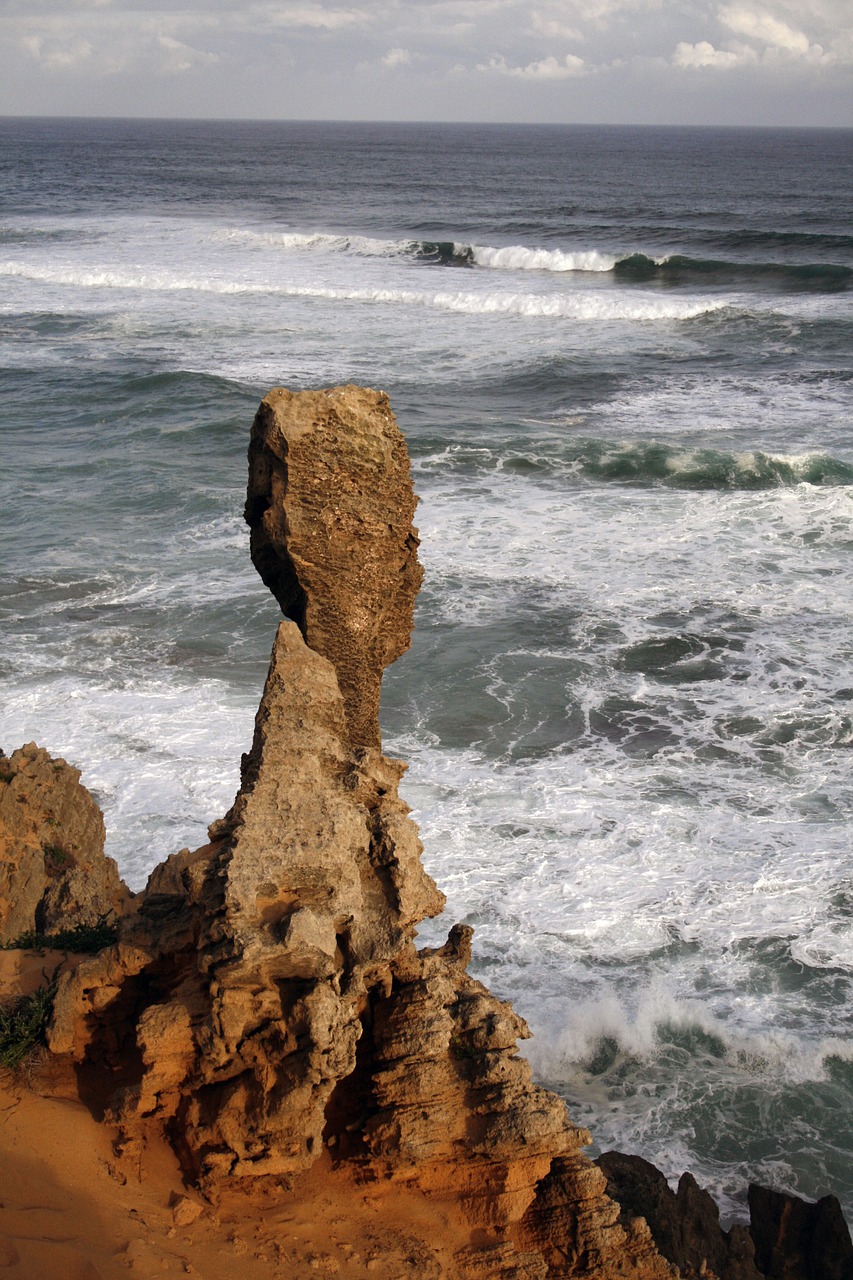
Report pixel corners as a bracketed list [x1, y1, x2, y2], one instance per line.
[219, 226, 852, 289]
[570, 442, 853, 490]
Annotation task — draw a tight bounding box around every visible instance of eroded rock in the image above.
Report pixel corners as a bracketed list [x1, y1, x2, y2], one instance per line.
[748, 1184, 853, 1280]
[245, 385, 423, 752]
[0, 743, 128, 943]
[597, 1152, 763, 1280]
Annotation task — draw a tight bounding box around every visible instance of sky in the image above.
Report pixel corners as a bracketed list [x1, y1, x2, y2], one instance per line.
[0, 0, 851, 126]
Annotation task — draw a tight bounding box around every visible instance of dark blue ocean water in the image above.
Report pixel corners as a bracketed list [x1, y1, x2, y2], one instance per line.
[1, 118, 852, 1224]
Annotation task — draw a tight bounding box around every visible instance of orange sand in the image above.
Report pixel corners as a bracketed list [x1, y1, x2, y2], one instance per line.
[0, 954, 474, 1280]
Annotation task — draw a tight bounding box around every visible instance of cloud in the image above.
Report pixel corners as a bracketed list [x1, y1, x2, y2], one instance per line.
[478, 51, 586, 78]
[530, 11, 582, 42]
[671, 1, 853, 70]
[551, 0, 665, 31]
[251, 4, 369, 30]
[718, 4, 810, 53]
[672, 39, 756, 67]
[16, 13, 222, 76]
[20, 33, 95, 70]
[157, 34, 220, 72]
[382, 46, 412, 66]
[1, 0, 851, 119]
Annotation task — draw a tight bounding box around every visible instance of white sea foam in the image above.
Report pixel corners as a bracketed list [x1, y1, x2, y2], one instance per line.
[472, 244, 616, 272]
[790, 924, 853, 971]
[580, 374, 853, 448]
[1, 673, 255, 890]
[526, 985, 853, 1084]
[217, 228, 410, 258]
[418, 289, 722, 320]
[0, 261, 730, 321]
[220, 228, 619, 274]
[520, 985, 853, 1222]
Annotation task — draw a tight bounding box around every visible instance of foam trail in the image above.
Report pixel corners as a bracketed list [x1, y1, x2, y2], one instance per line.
[0, 262, 730, 320]
[218, 228, 410, 257]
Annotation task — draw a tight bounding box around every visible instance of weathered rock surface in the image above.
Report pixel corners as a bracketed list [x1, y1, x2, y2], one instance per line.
[598, 1152, 762, 1280]
[45, 620, 589, 1264]
[517, 1154, 679, 1279]
[0, 742, 128, 942]
[245, 385, 423, 752]
[747, 1184, 853, 1280]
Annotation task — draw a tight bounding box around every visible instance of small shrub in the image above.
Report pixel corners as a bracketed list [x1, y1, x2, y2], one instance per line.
[5, 916, 118, 955]
[0, 975, 58, 1069]
[42, 843, 74, 876]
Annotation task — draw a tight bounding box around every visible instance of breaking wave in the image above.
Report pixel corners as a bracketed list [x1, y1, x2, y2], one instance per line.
[220, 227, 851, 288]
[534, 441, 853, 489]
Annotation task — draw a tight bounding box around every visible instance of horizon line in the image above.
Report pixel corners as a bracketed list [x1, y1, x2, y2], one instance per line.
[2, 113, 851, 132]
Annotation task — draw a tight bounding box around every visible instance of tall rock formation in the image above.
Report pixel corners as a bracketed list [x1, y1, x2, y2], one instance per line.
[245, 386, 422, 752]
[46, 386, 677, 1277]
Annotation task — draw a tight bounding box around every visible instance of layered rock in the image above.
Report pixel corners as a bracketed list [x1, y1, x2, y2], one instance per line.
[245, 385, 423, 752]
[0, 742, 128, 942]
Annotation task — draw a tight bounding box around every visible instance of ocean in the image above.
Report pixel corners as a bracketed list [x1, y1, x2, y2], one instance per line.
[1, 117, 851, 1227]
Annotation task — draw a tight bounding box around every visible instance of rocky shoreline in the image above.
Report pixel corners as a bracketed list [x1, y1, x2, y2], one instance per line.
[1, 387, 850, 1279]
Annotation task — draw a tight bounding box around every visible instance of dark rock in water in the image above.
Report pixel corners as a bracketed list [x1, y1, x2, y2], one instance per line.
[748, 1184, 853, 1280]
[0, 742, 128, 943]
[597, 1151, 761, 1279]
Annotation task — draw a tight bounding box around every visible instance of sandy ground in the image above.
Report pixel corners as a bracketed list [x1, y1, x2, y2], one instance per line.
[0, 953, 471, 1280]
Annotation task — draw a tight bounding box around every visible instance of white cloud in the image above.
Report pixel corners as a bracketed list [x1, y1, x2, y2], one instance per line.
[382, 46, 412, 66]
[672, 38, 755, 67]
[530, 11, 582, 42]
[16, 14, 221, 76]
[718, 4, 809, 53]
[478, 51, 586, 77]
[157, 33, 219, 72]
[251, 4, 369, 30]
[20, 33, 95, 70]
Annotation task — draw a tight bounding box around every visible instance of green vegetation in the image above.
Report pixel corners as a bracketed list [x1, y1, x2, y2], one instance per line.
[42, 842, 74, 875]
[2, 915, 118, 955]
[0, 975, 58, 1069]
